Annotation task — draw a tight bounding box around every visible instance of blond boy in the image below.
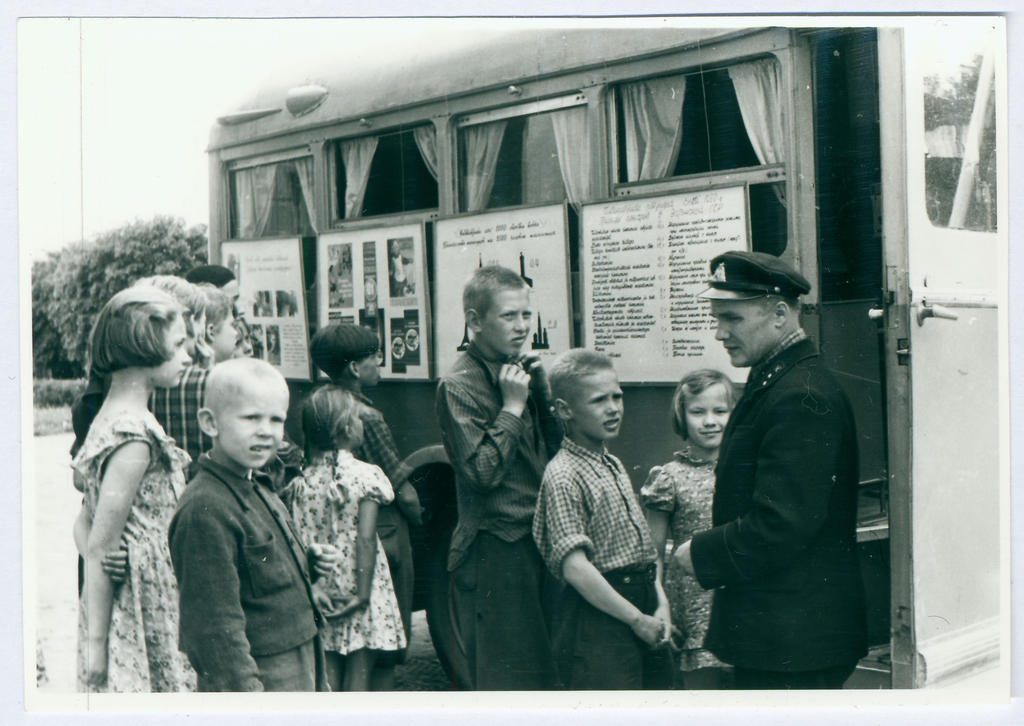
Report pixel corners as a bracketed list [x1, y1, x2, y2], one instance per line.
[533, 349, 673, 689]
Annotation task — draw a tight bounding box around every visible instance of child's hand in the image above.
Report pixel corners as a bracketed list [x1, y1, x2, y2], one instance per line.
[628, 611, 665, 648]
[312, 582, 340, 618]
[330, 594, 369, 619]
[498, 364, 531, 415]
[85, 638, 108, 690]
[518, 352, 550, 395]
[102, 543, 129, 584]
[396, 483, 424, 527]
[308, 542, 341, 578]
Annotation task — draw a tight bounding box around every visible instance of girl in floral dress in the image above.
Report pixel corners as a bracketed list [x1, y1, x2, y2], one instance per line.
[641, 369, 736, 690]
[286, 386, 406, 691]
[72, 286, 197, 692]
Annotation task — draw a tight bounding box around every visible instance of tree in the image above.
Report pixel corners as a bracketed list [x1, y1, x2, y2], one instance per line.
[32, 216, 208, 378]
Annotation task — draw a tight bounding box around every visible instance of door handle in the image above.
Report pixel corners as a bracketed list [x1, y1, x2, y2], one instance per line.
[916, 300, 959, 326]
[867, 307, 885, 320]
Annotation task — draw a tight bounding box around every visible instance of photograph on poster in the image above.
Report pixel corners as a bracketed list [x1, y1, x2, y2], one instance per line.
[317, 224, 430, 379]
[221, 238, 312, 380]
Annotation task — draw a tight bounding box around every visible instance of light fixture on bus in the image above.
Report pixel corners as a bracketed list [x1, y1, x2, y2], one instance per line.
[285, 84, 329, 117]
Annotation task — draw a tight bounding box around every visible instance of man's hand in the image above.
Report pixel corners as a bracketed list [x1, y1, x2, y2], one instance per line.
[308, 542, 341, 579]
[101, 544, 129, 584]
[498, 363, 531, 416]
[673, 539, 696, 577]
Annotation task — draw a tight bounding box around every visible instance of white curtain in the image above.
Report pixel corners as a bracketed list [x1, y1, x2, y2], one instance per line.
[550, 106, 591, 207]
[729, 58, 786, 204]
[462, 120, 507, 212]
[413, 125, 439, 180]
[233, 165, 278, 238]
[292, 157, 317, 233]
[620, 75, 686, 182]
[340, 136, 380, 218]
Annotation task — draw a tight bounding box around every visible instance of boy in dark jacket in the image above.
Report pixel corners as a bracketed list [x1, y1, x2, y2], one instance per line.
[169, 358, 338, 691]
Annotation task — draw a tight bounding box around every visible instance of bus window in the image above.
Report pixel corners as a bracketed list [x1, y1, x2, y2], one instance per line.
[229, 158, 315, 239]
[332, 125, 439, 221]
[613, 57, 787, 255]
[456, 95, 587, 212]
[923, 28, 997, 232]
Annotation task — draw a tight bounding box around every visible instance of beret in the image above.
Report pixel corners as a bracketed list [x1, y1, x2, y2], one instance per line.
[184, 264, 236, 287]
[697, 250, 811, 300]
[310, 324, 380, 380]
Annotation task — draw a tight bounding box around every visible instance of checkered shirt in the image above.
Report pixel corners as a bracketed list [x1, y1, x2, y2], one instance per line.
[533, 436, 657, 579]
[149, 365, 212, 464]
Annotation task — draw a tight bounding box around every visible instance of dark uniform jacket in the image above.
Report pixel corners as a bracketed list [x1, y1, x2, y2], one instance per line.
[690, 337, 867, 672]
[169, 454, 327, 691]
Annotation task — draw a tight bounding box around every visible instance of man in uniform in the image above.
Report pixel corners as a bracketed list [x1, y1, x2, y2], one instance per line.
[673, 250, 867, 689]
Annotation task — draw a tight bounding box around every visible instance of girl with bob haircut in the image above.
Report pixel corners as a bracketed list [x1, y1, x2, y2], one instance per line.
[640, 368, 737, 690]
[72, 285, 196, 692]
[285, 386, 406, 691]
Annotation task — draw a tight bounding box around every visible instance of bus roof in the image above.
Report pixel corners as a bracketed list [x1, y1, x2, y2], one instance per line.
[208, 27, 745, 151]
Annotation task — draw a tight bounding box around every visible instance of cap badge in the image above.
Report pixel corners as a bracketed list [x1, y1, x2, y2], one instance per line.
[712, 262, 727, 282]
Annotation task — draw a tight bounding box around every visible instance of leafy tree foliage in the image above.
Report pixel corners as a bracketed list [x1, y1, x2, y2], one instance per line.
[32, 216, 208, 378]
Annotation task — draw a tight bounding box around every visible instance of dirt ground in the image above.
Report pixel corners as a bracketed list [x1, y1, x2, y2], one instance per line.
[30, 432, 450, 693]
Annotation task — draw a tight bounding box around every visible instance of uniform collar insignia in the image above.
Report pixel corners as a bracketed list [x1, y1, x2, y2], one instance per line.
[712, 262, 727, 282]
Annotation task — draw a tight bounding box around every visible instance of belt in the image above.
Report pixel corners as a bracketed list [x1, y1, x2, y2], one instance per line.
[602, 561, 656, 587]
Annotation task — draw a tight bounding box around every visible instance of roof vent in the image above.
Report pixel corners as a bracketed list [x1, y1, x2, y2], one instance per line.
[285, 84, 329, 117]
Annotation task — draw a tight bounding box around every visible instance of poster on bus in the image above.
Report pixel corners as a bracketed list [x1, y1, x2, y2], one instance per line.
[580, 186, 748, 383]
[434, 203, 572, 377]
[317, 224, 431, 380]
[221, 238, 312, 380]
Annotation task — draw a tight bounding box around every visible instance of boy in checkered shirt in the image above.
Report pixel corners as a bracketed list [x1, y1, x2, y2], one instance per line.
[533, 349, 674, 689]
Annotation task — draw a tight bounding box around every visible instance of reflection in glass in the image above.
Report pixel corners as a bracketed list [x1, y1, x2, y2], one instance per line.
[923, 30, 997, 232]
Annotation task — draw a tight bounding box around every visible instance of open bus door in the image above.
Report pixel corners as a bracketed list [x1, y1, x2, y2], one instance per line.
[877, 22, 1006, 690]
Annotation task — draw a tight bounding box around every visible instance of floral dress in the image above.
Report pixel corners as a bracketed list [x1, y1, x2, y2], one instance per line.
[640, 442, 727, 672]
[73, 409, 196, 693]
[286, 449, 407, 655]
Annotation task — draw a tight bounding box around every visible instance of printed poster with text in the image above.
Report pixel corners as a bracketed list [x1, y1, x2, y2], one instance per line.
[221, 238, 312, 380]
[434, 204, 571, 376]
[317, 224, 430, 380]
[580, 187, 748, 383]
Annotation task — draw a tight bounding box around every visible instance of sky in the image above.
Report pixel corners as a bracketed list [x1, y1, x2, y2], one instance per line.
[17, 17, 511, 260]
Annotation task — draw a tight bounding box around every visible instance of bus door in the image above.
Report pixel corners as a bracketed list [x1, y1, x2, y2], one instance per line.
[878, 22, 1006, 690]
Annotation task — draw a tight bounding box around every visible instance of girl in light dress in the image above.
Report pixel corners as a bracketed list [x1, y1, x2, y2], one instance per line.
[72, 286, 196, 692]
[285, 386, 406, 691]
[641, 369, 737, 690]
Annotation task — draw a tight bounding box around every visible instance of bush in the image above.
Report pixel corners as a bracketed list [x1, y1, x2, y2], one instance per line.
[33, 378, 87, 408]
[32, 216, 208, 377]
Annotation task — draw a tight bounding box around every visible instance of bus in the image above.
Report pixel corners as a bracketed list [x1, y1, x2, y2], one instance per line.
[205, 19, 1007, 691]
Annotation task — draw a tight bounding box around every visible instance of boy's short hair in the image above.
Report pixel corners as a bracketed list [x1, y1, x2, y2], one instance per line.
[462, 265, 528, 317]
[548, 348, 616, 403]
[309, 324, 380, 381]
[89, 286, 184, 378]
[196, 283, 233, 329]
[185, 264, 236, 288]
[302, 385, 361, 452]
[205, 358, 288, 415]
[671, 368, 737, 439]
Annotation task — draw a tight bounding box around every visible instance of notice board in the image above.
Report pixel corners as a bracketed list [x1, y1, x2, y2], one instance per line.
[434, 204, 571, 377]
[316, 223, 431, 380]
[580, 187, 748, 383]
[221, 238, 312, 380]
